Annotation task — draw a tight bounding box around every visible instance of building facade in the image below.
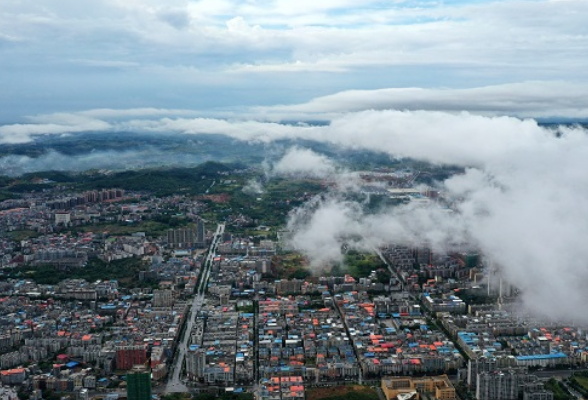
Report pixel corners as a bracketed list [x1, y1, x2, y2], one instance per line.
[126, 365, 151, 400]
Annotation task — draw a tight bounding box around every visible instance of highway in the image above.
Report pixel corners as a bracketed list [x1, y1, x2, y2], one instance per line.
[165, 223, 225, 393]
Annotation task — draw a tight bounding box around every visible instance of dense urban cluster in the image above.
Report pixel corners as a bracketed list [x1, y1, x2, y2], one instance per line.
[0, 173, 585, 400]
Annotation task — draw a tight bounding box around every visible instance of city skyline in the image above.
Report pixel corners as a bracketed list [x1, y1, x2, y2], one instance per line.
[1, 2, 588, 398]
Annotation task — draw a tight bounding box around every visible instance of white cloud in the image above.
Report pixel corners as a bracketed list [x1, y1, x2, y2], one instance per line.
[1, 101, 580, 160]
[254, 82, 588, 120]
[2, 100, 588, 321]
[0, 115, 111, 144]
[242, 178, 265, 195]
[134, 110, 553, 168]
[1, 0, 587, 117]
[287, 197, 365, 268]
[272, 147, 338, 178]
[285, 121, 588, 321]
[68, 59, 140, 69]
[123, 116, 320, 142]
[230, 60, 346, 73]
[0, 0, 587, 323]
[77, 108, 201, 119]
[226, 16, 261, 34]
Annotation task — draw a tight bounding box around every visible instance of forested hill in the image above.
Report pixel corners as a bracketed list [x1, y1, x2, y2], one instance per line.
[0, 161, 236, 197]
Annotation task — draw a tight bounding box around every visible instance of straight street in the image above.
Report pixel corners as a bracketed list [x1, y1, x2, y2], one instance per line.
[165, 224, 225, 393]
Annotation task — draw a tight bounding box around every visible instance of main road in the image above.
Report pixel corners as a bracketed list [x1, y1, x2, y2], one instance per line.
[165, 223, 225, 393]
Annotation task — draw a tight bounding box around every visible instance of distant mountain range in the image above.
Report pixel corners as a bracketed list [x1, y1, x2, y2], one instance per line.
[0, 131, 397, 176]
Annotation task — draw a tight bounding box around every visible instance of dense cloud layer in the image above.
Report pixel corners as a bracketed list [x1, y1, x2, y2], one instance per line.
[0, 116, 111, 144]
[257, 82, 588, 120]
[281, 120, 588, 322]
[1, 1, 588, 118]
[0, 107, 554, 163]
[3, 79, 588, 145]
[128, 110, 554, 168]
[0, 149, 214, 176]
[1, 105, 587, 321]
[271, 147, 338, 178]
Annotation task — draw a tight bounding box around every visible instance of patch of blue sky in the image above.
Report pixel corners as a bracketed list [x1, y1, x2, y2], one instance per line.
[315, 1, 472, 25]
[405, 0, 510, 6]
[385, 15, 448, 25]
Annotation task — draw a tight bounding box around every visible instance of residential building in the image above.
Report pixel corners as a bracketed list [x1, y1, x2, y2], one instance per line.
[126, 365, 151, 400]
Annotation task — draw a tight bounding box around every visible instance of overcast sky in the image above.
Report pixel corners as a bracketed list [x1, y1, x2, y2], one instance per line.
[1, 0, 587, 123]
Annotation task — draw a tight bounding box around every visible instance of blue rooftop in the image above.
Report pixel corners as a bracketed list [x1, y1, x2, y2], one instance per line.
[516, 353, 567, 361]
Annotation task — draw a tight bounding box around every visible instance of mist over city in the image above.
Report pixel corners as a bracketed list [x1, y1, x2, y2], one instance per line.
[1, 1, 588, 400]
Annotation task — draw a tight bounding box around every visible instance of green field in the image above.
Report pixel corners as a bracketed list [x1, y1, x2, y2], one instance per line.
[344, 251, 388, 280]
[545, 378, 574, 400]
[3, 258, 149, 288]
[71, 220, 186, 237]
[307, 385, 379, 400]
[572, 375, 588, 391]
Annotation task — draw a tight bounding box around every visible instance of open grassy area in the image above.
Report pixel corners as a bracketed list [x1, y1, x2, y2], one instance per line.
[6, 230, 43, 242]
[343, 252, 388, 282]
[7, 220, 185, 243]
[271, 253, 312, 279]
[71, 220, 182, 237]
[306, 385, 379, 400]
[3, 258, 149, 288]
[545, 378, 574, 400]
[572, 375, 588, 391]
[205, 177, 324, 228]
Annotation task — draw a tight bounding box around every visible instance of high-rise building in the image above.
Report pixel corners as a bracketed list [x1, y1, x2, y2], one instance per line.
[523, 382, 554, 400]
[152, 289, 173, 307]
[126, 365, 151, 400]
[196, 220, 206, 248]
[185, 348, 207, 380]
[167, 228, 196, 249]
[412, 247, 432, 265]
[476, 370, 519, 400]
[116, 346, 147, 370]
[467, 356, 518, 387]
